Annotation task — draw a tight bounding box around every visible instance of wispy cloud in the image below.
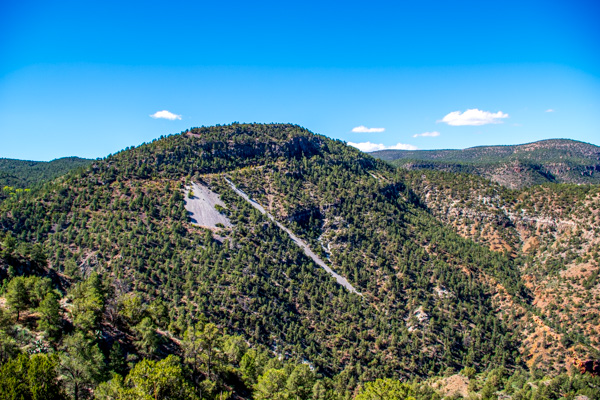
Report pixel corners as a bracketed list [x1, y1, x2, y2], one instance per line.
[348, 141, 417, 152]
[351, 125, 385, 133]
[545, 109, 555, 113]
[413, 131, 440, 138]
[439, 109, 508, 126]
[150, 110, 182, 120]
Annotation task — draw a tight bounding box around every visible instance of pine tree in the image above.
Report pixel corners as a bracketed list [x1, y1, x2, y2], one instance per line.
[37, 291, 62, 341]
[6, 277, 28, 321]
[58, 332, 105, 400]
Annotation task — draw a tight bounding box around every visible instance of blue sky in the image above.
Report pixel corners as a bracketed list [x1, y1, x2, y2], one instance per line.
[1, 0, 599, 160]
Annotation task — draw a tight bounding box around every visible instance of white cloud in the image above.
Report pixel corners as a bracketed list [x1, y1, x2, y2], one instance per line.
[351, 125, 385, 133]
[545, 109, 555, 113]
[348, 141, 417, 152]
[150, 110, 182, 120]
[388, 143, 418, 150]
[413, 131, 440, 138]
[439, 109, 508, 126]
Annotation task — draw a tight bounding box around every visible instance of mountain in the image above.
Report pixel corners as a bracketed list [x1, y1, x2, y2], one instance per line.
[371, 139, 600, 188]
[0, 124, 599, 399]
[0, 156, 93, 188]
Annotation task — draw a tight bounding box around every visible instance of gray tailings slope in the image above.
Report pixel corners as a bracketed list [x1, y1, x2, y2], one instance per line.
[184, 183, 233, 229]
[224, 177, 361, 295]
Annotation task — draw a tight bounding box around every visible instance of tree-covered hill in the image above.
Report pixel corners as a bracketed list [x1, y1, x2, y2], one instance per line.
[0, 156, 92, 188]
[371, 139, 600, 188]
[0, 124, 598, 399]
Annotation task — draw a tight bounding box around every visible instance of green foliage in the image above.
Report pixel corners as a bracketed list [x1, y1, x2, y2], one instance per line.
[252, 364, 318, 400]
[134, 317, 161, 358]
[108, 342, 127, 377]
[37, 291, 62, 340]
[355, 378, 438, 400]
[28, 353, 66, 400]
[59, 332, 105, 400]
[223, 334, 248, 366]
[0, 353, 65, 400]
[0, 157, 92, 189]
[286, 364, 317, 400]
[119, 292, 146, 326]
[461, 366, 476, 380]
[0, 124, 524, 381]
[0, 329, 20, 364]
[464, 368, 600, 400]
[254, 368, 288, 400]
[70, 273, 105, 333]
[3, 275, 53, 322]
[5, 276, 29, 321]
[147, 299, 169, 328]
[25, 275, 52, 306]
[96, 355, 199, 400]
[183, 322, 225, 382]
[239, 348, 269, 386]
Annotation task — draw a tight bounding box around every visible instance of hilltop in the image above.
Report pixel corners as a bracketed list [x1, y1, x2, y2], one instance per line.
[371, 139, 600, 188]
[0, 156, 92, 188]
[0, 124, 598, 399]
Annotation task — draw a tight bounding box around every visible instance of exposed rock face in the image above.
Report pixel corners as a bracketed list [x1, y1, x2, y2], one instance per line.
[184, 182, 232, 229]
[575, 360, 600, 376]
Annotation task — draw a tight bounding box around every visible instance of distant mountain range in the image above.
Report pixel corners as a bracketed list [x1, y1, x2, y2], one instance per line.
[371, 139, 600, 188]
[0, 157, 92, 188]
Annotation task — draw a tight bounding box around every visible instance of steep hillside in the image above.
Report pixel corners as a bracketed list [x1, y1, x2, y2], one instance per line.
[371, 139, 600, 188]
[401, 169, 600, 372]
[0, 125, 524, 376]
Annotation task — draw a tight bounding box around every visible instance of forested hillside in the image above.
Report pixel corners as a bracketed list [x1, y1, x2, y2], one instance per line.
[400, 169, 600, 373]
[0, 124, 598, 399]
[0, 157, 92, 203]
[371, 139, 600, 188]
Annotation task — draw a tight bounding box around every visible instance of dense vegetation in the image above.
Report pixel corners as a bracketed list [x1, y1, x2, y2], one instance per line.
[0, 124, 598, 399]
[0, 157, 92, 189]
[398, 168, 600, 372]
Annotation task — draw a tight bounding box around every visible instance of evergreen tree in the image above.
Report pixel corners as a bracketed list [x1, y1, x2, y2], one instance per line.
[37, 291, 62, 341]
[254, 368, 288, 400]
[70, 273, 105, 333]
[5, 277, 28, 321]
[0, 353, 65, 400]
[59, 332, 105, 400]
[134, 317, 161, 358]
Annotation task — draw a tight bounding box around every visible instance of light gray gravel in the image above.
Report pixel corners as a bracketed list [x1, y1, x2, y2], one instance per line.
[184, 183, 232, 229]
